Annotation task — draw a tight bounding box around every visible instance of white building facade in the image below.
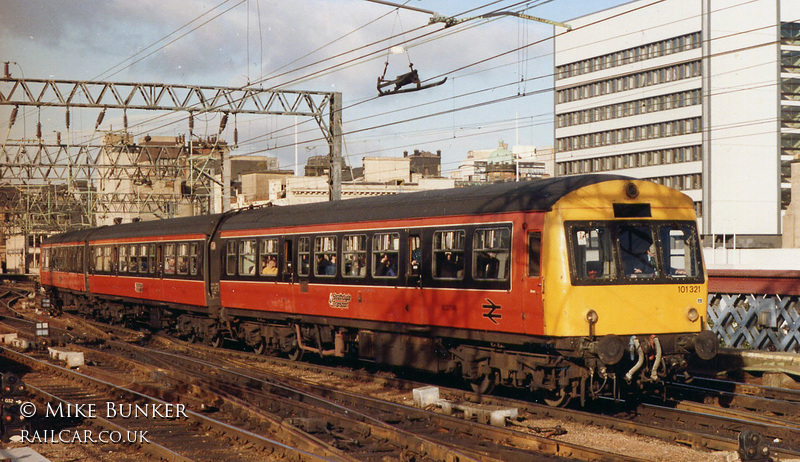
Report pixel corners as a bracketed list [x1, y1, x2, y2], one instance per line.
[554, 0, 800, 244]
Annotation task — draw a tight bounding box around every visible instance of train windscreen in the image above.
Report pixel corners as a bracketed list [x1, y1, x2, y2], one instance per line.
[567, 221, 703, 285]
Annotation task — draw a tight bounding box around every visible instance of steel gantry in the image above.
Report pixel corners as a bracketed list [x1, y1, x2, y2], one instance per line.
[0, 75, 343, 267]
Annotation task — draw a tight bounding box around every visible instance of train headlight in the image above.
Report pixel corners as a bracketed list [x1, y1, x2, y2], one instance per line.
[687, 307, 699, 322]
[585, 309, 598, 324]
[625, 182, 639, 199]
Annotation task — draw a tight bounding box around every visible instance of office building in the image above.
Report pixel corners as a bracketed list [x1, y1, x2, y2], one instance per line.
[554, 0, 800, 245]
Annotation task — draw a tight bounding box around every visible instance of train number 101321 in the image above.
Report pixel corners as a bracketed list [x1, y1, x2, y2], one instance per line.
[677, 285, 701, 293]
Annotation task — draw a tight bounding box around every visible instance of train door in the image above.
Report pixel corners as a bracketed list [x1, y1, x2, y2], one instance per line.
[83, 242, 90, 293]
[282, 238, 294, 283]
[406, 231, 422, 287]
[522, 229, 545, 334]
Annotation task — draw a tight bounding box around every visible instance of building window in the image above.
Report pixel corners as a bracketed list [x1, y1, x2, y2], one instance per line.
[557, 61, 701, 104]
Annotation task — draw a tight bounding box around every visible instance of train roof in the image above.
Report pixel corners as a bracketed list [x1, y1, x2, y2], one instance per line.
[43, 213, 225, 245]
[42, 174, 633, 244]
[220, 174, 631, 231]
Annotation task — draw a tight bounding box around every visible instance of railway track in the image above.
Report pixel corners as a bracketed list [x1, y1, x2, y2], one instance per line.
[0, 317, 643, 462]
[0, 298, 633, 461]
[2, 286, 798, 461]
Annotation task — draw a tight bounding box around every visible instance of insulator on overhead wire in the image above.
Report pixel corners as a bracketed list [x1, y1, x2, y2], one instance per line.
[65, 108, 70, 130]
[8, 106, 17, 129]
[36, 122, 42, 140]
[219, 113, 228, 133]
[123, 111, 128, 131]
[189, 112, 194, 132]
[234, 127, 238, 145]
[95, 109, 106, 130]
[56, 132, 61, 145]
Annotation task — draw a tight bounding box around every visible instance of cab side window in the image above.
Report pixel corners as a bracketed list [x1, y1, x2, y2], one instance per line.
[528, 231, 542, 277]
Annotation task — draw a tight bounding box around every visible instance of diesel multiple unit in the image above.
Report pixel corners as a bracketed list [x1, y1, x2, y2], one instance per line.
[41, 175, 717, 406]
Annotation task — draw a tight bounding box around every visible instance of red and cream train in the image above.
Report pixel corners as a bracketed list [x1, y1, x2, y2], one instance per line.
[41, 175, 717, 405]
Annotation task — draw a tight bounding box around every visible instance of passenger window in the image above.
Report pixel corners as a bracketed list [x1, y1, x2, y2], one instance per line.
[572, 228, 616, 281]
[528, 231, 542, 277]
[164, 244, 176, 275]
[314, 236, 337, 277]
[103, 246, 112, 272]
[94, 246, 103, 273]
[298, 237, 310, 276]
[433, 230, 465, 279]
[139, 244, 148, 273]
[118, 245, 128, 273]
[148, 244, 157, 274]
[189, 243, 199, 276]
[225, 241, 236, 276]
[259, 238, 279, 276]
[128, 245, 138, 273]
[177, 243, 189, 275]
[239, 239, 257, 275]
[473, 228, 511, 280]
[372, 233, 399, 278]
[342, 234, 367, 278]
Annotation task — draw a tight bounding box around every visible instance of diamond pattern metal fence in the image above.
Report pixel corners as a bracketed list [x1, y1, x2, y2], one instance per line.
[708, 293, 800, 352]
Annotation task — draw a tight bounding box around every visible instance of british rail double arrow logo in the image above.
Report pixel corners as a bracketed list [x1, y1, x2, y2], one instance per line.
[482, 299, 502, 324]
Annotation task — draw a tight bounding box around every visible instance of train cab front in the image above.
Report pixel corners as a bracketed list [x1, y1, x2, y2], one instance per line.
[543, 179, 718, 402]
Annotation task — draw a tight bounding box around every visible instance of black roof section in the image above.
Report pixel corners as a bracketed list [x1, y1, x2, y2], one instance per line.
[43, 174, 632, 244]
[43, 213, 224, 245]
[221, 174, 631, 231]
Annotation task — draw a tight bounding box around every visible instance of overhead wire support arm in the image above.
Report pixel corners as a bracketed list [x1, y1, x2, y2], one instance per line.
[430, 11, 572, 30]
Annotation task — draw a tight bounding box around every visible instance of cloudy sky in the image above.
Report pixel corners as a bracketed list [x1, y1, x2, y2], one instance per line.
[0, 0, 628, 175]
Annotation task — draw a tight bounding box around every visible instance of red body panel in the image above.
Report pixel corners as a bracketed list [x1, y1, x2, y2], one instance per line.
[88, 274, 206, 307]
[220, 211, 546, 336]
[40, 270, 85, 292]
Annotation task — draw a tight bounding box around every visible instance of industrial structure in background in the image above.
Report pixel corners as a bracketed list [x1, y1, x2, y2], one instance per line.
[554, 0, 800, 249]
[0, 70, 550, 274]
[0, 71, 343, 274]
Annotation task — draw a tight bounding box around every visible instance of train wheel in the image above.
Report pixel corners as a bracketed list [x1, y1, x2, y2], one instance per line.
[469, 372, 497, 395]
[253, 339, 267, 356]
[543, 387, 570, 407]
[287, 344, 304, 361]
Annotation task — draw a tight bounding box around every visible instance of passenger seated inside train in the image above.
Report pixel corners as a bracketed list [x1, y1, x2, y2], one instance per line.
[261, 256, 278, 276]
[375, 254, 396, 277]
[436, 252, 463, 279]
